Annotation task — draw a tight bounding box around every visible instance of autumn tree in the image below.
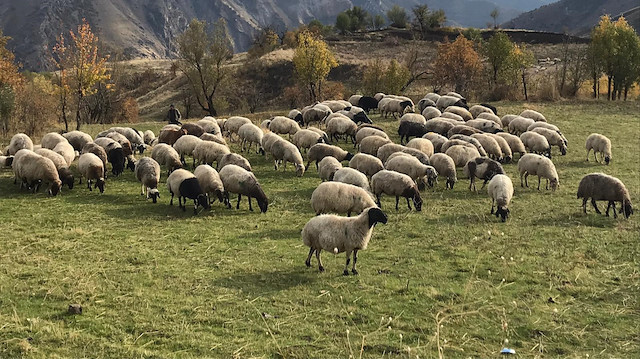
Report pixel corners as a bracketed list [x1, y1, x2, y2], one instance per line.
[177, 18, 233, 117]
[591, 15, 618, 100]
[362, 59, 410, 95]
[0, 30, 22, 134]
[503, 44, 535, 100]
[292, 30, 338, 102]
[433, 35, 483, 94]
[248, 26, 280, 58]
[482, 31, 513, 86]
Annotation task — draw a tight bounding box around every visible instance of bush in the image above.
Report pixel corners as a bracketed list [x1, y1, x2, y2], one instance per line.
[117, 97, 139, 123]
[387, 5, 408, 28]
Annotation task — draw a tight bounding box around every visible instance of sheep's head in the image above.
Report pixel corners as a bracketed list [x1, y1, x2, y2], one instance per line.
[503, 155, 512, 164]
[622, 200, 633, 219]
[550, 178, 559, 191]
[258, 196, 269, 213]
[413, 192, 423, 211]
[446, 178, 456, 189]
[50, 180, 62, 196]
[344, 152, 354, 161]
[604, 155, 611, 165]
[495, 206, 510, 222]
[148, 188, 160, 203]
[197, 194, 210, 210]
[367, 207, 388, 228]
[95, 178, 105, 193]
[295, 163, 305, 177]
[127, 158, 136, 171]
[560, 145, 567, 156]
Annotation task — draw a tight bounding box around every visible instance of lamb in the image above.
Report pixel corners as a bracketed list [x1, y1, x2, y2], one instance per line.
[517, 153, 559, 191]
[318, 156, 343, 181]
[385, 155, 439, 188]
[371, 170, 423, 211]
[405, 138, 434, 157]
[158, 128, 187, 146]
[269, 116, 301, 137]
[12, 149, 62, 195]
[270, 138, 305, 176]
[398, 121, 428, 144]
[466, 119, 502, 134]
[292, 129, 325, 153]
[218, 153, 252, 172]
[52, 141, 76, 167]
[447, 125, 482, 137]
[306, 144, 354, 170]
[41, 132, 68, 149]
[585, 133, 612, 165]
[173, 135, 203, 167]
[135, 157, 161, 203]
[471, 133, 503, 161]
[333, 167, 371, 191]
[476, 112, 502, 126]
[238, 123, 265, 154]
[520, 109, 546, 122]
[143, 130, 156, 145]
[421, 106, 442, 120]
[496, 133, 526, 158]
[349, 153, 384, 178]
[6, 133, 34, 155]
[223, 116, 252, 140]
[302, 207, 387, 275]
[311, 182, 377, 216]
[520, 132, 551, 158]
[167, 169, 210, 213]
[62, 131, 93, 152]
[445, 145, 481, 167]
[194, 164, 225, 205]
[469, 104, 494, 118]
[429, 153, 457, 189]
[577, 173, 633, 219]
[531, 127, 567, 155]
[487, 174, 514, 222]
[197, 117, 222, 136]
[81, 142, 108, 177]
[423, 118, 455, 136]
[444, 106, 472, 121]
[181, 123, 205, 137]
[287, 109, 304, 125]
[355, 127, 389, 144]
[219, 164, 268, 213]
[35, 148, 74, 189]
[151, 143, 183, 175]
[487, 133, 513, 163]
[508, 116, 535, 135]
[448, 135, 488, 157]
[192, 141, 230, 167]
[326, 115, 357, 143]
[422, 133, 447, 152]
[463, 157, 505, 192]
[77, 153, 105, 193]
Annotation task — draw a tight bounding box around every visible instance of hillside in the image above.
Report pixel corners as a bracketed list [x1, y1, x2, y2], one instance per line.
[0, 0, 555, 71]
[503, 0, 640, 35]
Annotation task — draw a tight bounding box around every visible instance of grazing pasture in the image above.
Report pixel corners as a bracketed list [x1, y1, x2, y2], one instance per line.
[0, 101, 638, 358]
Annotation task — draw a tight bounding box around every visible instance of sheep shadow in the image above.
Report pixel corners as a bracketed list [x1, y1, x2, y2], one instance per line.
[213, 267, 315, 295]
[530, 210, 619, 228]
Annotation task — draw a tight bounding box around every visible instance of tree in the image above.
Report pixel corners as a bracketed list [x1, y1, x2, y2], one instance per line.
[387, 5, 408, 28]
[177, 18, 233, 117]
[248, 26, 280, 58]
[591, 15, 617, 100]
[611, 17, 640, 100]
[433, 35, 483, 94]
[490, 8, 499, 29]
[345, 6, 369, 32]
[336, 12, 351, 35]
[412, 5, 446, 39]
[482, 31, 514, 86]
[292, 30, 338, 102]
[504, 44, 535, 100]
[0, 30, 22, 134]
[373, 14, 386, 30]
[384, 60, 411, 94]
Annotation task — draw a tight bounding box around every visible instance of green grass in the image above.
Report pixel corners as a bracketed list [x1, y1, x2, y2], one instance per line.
[0, 101, 638, 358]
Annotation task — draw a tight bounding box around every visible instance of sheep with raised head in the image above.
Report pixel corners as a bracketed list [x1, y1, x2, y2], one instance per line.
[194, 164, 225, 205]
[496, 133, 526, 158]
[371, 170, 422, 211]
[192, 141, 230, 167]
[463, 157, 505, 192]
[151, 143, 183, 175]
[318, 156, 343, 181]
[585, 133, 612, 165]
[219, 164, 268, 213]
[173, 135, 203, 167]
[307, 143, 354, 170]
[134, 157, 161, 203]
[311, 182, 377, 217]
[238, 123, 265, 154]
[520, 131, 551, 158]
[520, 109, 546, 122]
[218, 153, 252, 172]
[487, 174, 514, 222]
[270, 138, 305, 176]
[517, 153, 559, 191]
[167, 169, 210, 213]
[63, 131, 93, 152]
[349, 153, 384, 178]
[429, 153, 457, 189]
[12, 149, 62, 195]
[531, 127, 567, 155]
[577, 173, 633, 219]
[333, 167, 371, 191]
[78, 153, 105, 193]
[445, 145, 481, 167]
[35, 148, 74, 190]
[6, 133, 33, 155]
[385, 154, 438, 188]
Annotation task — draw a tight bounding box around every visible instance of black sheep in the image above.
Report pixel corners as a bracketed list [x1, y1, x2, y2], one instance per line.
[398, 121, 427, 144]
[357, 96, 379, 113]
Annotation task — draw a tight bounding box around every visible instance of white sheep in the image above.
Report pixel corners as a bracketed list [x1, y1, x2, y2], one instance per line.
[197, 117, 222, 135]
[62, 131, 93, 151]
[269, 116, 301, 137]
[200, 133, 227, 145]
[166, 169, 210, 213]
[469, 104, 493, 118]
[439, 112, 465, 122]
[192, 141, 230, 167]
[421, 106, 442, 120]
[520, 132, 551, 158]
[78, 153, 105, 193]
[422, 132, 448, 152]
[399, 113, 427, 126]
[333, 167, 371, 191]
[218, 153, 252, 172]
[135, 157, 161, 203]
[194, 164, 225, 205]
[445, 145, 481, 167]
[447, 124, 482, 138]
[531, 127, 567, 155]
[349, 153, 384, 178]
[173, 135, 203, 167]
[435, 95, 464, 110]
[270, 138, 305, 176]
[219, 164, 268, 213]
[496, 133, 526, 158]
[585, 133, 612, 165]
[501, 114, 518, 128]
[577, 173, 633, 219]
[348, 94, 363, 106]
[359, 136, 392, 156]
[318, 156, 343, 181]
[476, 112, 502, 126]
[306, 144, 354, 170]
[151, 143, 183, 175]
[41, 132, 68, 150]
[261, 132, 283, 159]
[444, 106, 472, 121]
[302, 106, 332, 126]
[238, 123, 265, 154]
[424, 118, 455, 136]
[223, 116, 252, 141]
[6, 133, 34, 155]
[447, 135, 488, 157]
[487, 133, 513, 163]
[508, 116, 535, 135]
[143, 130, 156, 145]
[35, 148, 74, 190]
[326, 115, 357, 143]
[471, 133, 503, 161]
[311, 182, 377, 216]
[292, 129, 325, 153]
[371, 170, 422, 211]
[517, 153, 559, 191]
[355, 127, 389, 144]
[487, 174, 514, 222]
[52, 141, 75, 167]
[302, 207, 387, 275]
[429, 153, 457, 189]
[385, 155, 438, 188]
[466, 119, 502, 133]
[520, 109, 546, 122]
[12, 149, 62, 195]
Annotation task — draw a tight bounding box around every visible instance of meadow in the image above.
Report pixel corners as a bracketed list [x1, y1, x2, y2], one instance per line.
[0, 101, 638, 358]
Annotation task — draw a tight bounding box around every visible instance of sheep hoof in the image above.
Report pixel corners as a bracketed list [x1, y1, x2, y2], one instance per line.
[351, 269, 358, 275]
[305, 260, 311, 267]
[318, 266, 325, 272]
[343, 270, 349, 276]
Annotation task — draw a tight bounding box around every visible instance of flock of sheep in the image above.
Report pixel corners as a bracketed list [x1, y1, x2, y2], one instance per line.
[0, 90, 633, 275]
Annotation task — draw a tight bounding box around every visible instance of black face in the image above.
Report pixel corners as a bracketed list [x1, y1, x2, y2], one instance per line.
[560, 147, 567, 156]
[604, 156, 610, 165]
[400, 101, 412, 110]
[138, 144, 146, 154]
[96, 179, 105, 193]
[496, 207, 509, 222]
[447, 179, 455, 189]
[623, 202, 633, 219]
[413, 194, 423, 211]
[64, 175, 74, 190]
[427, 177, 435, 188]
[258, 198, 269, 213]
[215, 190, 225, 203]
[354, 112, 372, 124]
[127, 159, 136, 171]
[50, 183, 61, 196]
[344, 152, 354, 161]
[150, 191, 160, 203]
[504, 156, 512, 164]
[197, 194, 210, 210]
[367, 207, 388, 227]
[294, 113, 303, 125]
[5, 156, 13, 166]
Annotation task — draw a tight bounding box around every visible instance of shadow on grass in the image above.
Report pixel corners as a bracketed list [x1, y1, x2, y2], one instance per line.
[213, 267, 315, 294]
[530, 211, 618, 228]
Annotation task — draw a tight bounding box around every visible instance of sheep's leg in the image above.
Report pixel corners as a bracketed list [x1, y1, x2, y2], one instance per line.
[376, 195, 382, 208]
[347, 211, 351, 217]
[481, 179, 489, 190]
[224, 192, 231, 208]
[406, 197, 413, 210]
[520, 172, 524, 187]
[236, 194, 242, 209]
[305, 161, 311, 171]
[316, 249, 324, 272]
[605, 201, 611, 217]
[180, 196, 186, 211]
[351, 249, 358, 275]
[283, 161, 287, 172]
[395, 196, 400, 211]
[612, 202, 618, 219]
[585, 149, 590, 161]
[141, 183, 145, 196]
[87, 180, 92, 191]
[273, 160, 278, 171]
[315, 161, 319, 170]
[537, 176, 541, 190]
[525, 173, 530, 187]
[170, 192, 174, 205]
[343, 250, 351, 276]
[491, 198, 495, 214]
[582, 198, 588, 213]
[305, 248, 314, 267]
[591, 198, 601, 214]
[248, 196, 253, 211]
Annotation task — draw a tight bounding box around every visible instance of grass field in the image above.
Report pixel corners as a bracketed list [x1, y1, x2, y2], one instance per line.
[0, 101, 638, 358]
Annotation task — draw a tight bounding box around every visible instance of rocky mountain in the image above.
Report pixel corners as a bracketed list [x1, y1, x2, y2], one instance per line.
[0, 0, 556, 71]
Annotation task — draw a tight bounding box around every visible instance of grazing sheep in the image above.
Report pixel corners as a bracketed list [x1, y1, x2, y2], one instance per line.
[318, 156, 343, 181]
[398, 121, 428, 144]
[422, 133, 448, 152]
[399, 113, 427, 126]
[380, 98, 414, 118]
[376, 143, 405, 163]
[0, 155, 13, 167]
[99, 127, 146, 153]
[469, 104, 494, 118]
[51, 141, 75, 167]
[348, 94, 362, 106]
[479, 103, 497, 115]
[466, 119, 502, 134]
[288, 109, 304, 125]
[436, 95, 466, 111]
[487, 133, 513, 163]
[173, 135, 203, 167]
[471, 133, 503, 161]
[200, 133, 227, 146]
[135, 157, 161, 203]
[216, 118, 227, 132]
[444, 106, 472, 121]
[41, 132, 68, 150]
[167, 169, 210, 213]
[333, 167, 371, 191]
[496, 133, 526, 158]
[303, 106, 331, 127]
[270, 138, 305, 176]
[158, 128, 187, 146]
[422, 106, 442, 120]
[463, 157, 505, 192]
[13, 150, 62, 195]
[577, 173, 633, 219]
[339, 106, 372, 124]
[520, 132, 551, 158]
[326, 115, 357, 143]
[358, 136, 392, 156]
[270, 116, 301, 137]
[219, 164, 268, 213]
[162, 124, 181, 131]
[424, 118, 455, 136]
[424, 93, 441, 103]
[78, 153, 105, 193]
[357, 96, 379, 113]
[374, 92, 385, 101]
[238, 123, 265, 154]
[322, 100, 349, 112]
[192, 141, 230, 167]
[441, 139, 480, 155]
[151, 143, 183, 175]
[292, 129, 325, 153]
[385, 155, 438, 188]
[349, 153, 384, 178]
[487, 174, 514, 222]
[194, 164, 225, 205]
[307, 127, 330, 143]
[311, 182, 377, 216]
[517, 153, 559, 191]
[302, 207, 387, 275]
[81, 142, 108, 177]
[181, 123, 205, 137]
[223, 116, 253, 141]
[35, 148, 74, 190]
[355, 127, 389, 144]
[63, 131, 93, 152]
[306, 144, 354, 170]
[439, 111, 465, 122]
[508, 116, 535, 135]
[218, 153, 252, 172]
[585, 133, 612, 165]
[448, 135, 488, 157]
[520, 109, 546, 122]
[429, 153, 457, 189]
[197, 117, 222, 135]
[447, 124, 482, 137]
[405, 138, 434, 157]
[143, 130, 156, 145]
[476, 112, 502, 126]
[104, 132, 134, 161]
[445, 145, 481, 167]
[371, 170, 422, 211]
[417, 97, 436, 113]
[501, 114, 518, 128]
[6, 133, 34, 155]
[261, 132, 283, 158]
[531, 127, 567, 155]
[446, 91, 465, 100]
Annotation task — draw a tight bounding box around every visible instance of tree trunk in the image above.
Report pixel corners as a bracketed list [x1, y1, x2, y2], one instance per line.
[522, 71, 528, 101]
[592, 74, 597, 98]
[75, 92, 83, 130]
[607, 76, 612, 100]
[624, 86, 628, 101]
[207, 97, 217, 116]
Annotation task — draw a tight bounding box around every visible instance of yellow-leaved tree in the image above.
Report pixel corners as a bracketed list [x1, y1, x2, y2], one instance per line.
[292, 30, 338, 102]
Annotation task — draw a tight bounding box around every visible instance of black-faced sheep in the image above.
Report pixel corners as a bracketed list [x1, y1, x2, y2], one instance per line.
[270, 138, 305, 176]
[520, 131, 551, 158]
[577, 173, 633, 219]
[487, 174, 513, 222]
[238, 123, 265, 154]
[35, 148, 74, 190]
[349, 153, 384, 178]
[306, 144, 354, 170]
[371, 170, 422, 211]
[12, 149, 62, 195]
[531, 127, 567, 155]
[223, 116, 252, 141]
[429, 153, 457, 189]
[385, 154, 438, 188]
[517, 153, 559, 191]
[194, 164, 225, 205]
[192, 141, 230, 167]
[463, 157, 505, 192]
[292, 129, 325, 153]
[585, 133, 612, 165]
[151, 143, 183, 175]
[78, 153, 105, 193]
[167, 169, 210, 213]
[318, 156, 342, 181]
[173, 135, 203, 168]
[135, 157, 161, 203]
